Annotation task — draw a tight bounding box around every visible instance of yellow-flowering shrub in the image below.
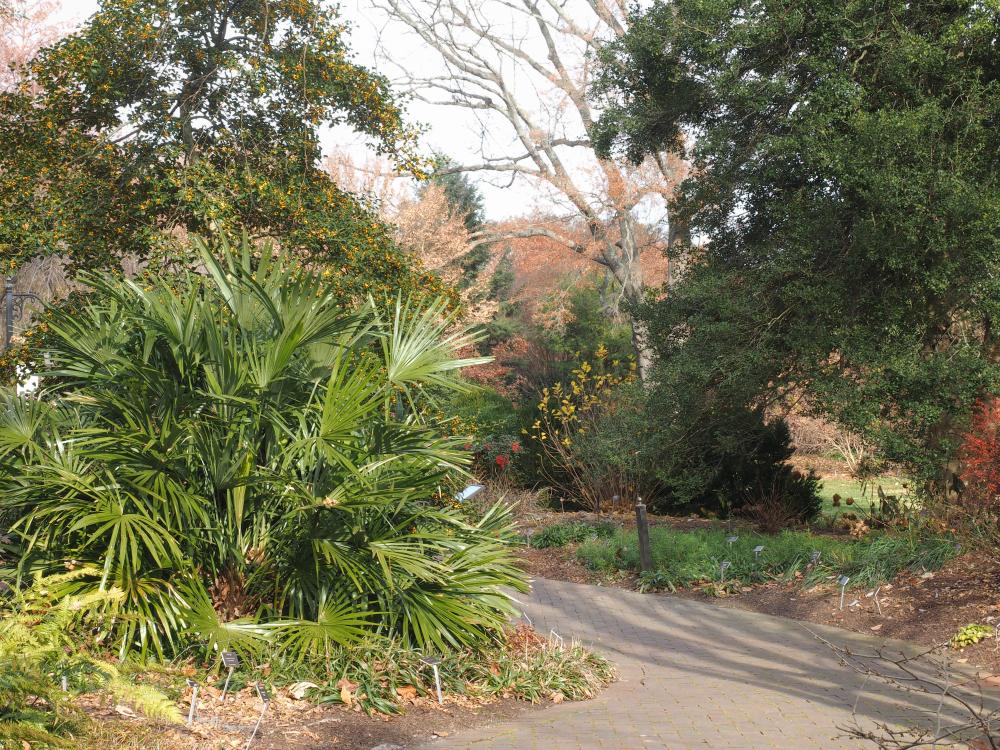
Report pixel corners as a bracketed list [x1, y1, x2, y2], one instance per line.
[530, 348, 656, 512]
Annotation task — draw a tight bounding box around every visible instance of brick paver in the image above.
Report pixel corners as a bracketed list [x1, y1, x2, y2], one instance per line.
[420, 578, 954, 749]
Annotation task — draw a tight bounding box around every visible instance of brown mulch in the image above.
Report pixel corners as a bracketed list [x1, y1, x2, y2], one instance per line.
[704, 551, 1000, 673]
[516, 519, 1000, 674]
[83, 682, 541, 750]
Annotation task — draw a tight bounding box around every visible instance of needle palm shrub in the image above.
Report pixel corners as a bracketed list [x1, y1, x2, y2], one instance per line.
[0, 236, 527, 659]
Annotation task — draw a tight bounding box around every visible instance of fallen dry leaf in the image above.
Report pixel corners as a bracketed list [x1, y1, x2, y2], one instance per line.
[336, 677, 357, 708]
[289, 681, 319, 700]
[397, 685, 418, 701]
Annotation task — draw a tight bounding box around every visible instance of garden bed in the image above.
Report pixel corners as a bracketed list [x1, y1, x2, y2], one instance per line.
[60, 624, 614, 750]
[81, 687, 542, 750]
[518, 512, 1000, 672]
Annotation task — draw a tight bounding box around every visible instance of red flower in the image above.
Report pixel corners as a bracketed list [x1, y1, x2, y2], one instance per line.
[511, 441, 522, 453]
[463, 442, 473, 451]
[495, 454, 510, 469]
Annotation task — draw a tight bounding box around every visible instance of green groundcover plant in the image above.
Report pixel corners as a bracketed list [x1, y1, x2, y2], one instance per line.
[537, 522, 957, 592]
[0, 572, 179, 748]
[0, 235, 528, 660]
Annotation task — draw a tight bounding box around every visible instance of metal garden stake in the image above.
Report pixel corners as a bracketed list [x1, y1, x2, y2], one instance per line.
[421, 657, 443, 705]
[186, 679, 199, 725]
[838, 575, 850, 610]
[221, 650, 241, 701]
[245, 683, 270, 750]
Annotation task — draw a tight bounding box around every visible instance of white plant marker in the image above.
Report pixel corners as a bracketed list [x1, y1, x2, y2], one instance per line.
[838, 575, 850, 610]
[421, 657, 443, 704]
[186, 679, 199, 725]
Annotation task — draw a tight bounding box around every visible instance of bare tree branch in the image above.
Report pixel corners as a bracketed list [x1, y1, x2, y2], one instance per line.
[369, 0, 689, 378]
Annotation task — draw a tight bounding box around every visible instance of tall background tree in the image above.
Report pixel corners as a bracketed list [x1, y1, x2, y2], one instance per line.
[0, 0, 447, 302]
[594, 0, 1000, 496]
[370, 0, 689, 379]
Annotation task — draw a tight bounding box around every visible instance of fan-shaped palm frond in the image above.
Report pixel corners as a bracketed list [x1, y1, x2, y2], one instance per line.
[0, 232, 526, 658]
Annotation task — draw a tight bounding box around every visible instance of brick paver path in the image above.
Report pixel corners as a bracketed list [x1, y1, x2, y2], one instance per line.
[422, 578, 953, 750]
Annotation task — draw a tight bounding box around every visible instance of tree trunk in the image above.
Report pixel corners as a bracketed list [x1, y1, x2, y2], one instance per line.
[666, 211, 691, 289]
[618, 215, 654, 382]
[626, 282, 654, 382]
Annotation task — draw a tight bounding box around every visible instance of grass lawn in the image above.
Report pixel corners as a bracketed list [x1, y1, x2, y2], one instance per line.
[817, 474, 910, 518]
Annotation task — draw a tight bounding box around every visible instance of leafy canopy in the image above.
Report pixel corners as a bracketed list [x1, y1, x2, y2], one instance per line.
[0, 0, 447, 301]
[0, 235, 525, 658]
[595, 0, 1000, 488]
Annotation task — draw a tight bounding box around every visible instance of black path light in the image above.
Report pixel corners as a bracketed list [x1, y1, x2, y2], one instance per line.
[420, 657, 444, 704]
[244, 683, 270, 750]
[221, 650, 241, 701]
[634, 498, 653, 573]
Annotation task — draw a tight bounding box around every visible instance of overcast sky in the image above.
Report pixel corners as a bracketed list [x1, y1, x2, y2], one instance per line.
[55, 0, 538, 219]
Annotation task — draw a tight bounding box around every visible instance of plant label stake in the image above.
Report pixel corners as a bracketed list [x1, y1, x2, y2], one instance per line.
[720, 560, 731, 582]
[549, 629, 564, 649]
[837, 575, 850, 610]
[753, 545, 764, 560]
[421, 657, 443, 705]
[244, 683, 270, 750]
[635, 500, 653, 573]
[186, 678, 199, 725]
[810, 550, 821, 566]
[866, 586, 882, 616]
[221, 650, 241, 700]
[726, 535, 738, 547]
[60, 675, 68, 692]
[454, 484, 484, 503]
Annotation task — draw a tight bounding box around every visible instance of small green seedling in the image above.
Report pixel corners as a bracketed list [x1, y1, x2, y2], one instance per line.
[950, 624, 994, 650]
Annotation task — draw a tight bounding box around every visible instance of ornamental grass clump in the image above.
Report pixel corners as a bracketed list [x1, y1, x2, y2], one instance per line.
[0, 234, 527, 660]
[560, 523, 958, 592]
